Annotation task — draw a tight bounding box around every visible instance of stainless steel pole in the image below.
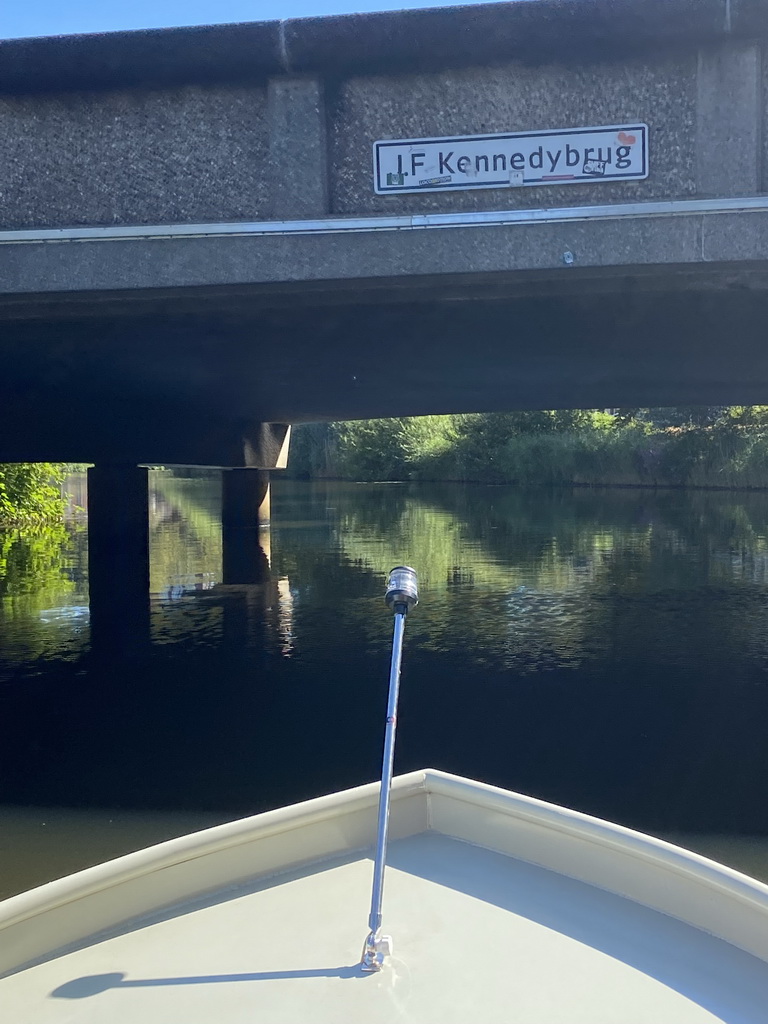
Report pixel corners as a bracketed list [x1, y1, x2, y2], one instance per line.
[366, 612, 405, 930]
[361, 566, 418, 972]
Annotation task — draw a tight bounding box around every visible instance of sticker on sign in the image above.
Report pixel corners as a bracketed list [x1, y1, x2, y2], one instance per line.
[374, 124, 648, 194]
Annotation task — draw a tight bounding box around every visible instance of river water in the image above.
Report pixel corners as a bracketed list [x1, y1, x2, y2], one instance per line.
[2, 473, 768, 898]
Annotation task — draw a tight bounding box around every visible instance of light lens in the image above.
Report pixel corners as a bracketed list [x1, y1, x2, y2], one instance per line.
[385, 566, 418, 611]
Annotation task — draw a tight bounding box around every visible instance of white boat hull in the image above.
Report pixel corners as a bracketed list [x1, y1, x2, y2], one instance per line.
[2, 769, 768, 1022]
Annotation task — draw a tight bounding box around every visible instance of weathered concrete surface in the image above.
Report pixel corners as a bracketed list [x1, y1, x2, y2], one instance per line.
[696, 42, 762, 196]
[0, 209, 762, 296]
[0, 85, 268, 230]
[330, 55, 697, 216]
[0, 2, 765, 465]
[267, 78, 329, 218]
[0, 1, 760, 93]
[0, 2, 764, 230]
[1, 205, 768, 464]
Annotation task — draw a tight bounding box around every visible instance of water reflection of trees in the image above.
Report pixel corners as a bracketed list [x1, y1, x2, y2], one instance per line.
[4, 477, 768, 832]
[9, 473, 767, 677]
[295, 486, 616, 674]
[0, 525, 88, 665]
[273, 482, 768, 676]
[149, 473, 222, 596]
[147, 473, 224, 646]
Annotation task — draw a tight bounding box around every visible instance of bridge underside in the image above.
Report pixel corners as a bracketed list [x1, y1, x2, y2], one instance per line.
[1, 258, 767, 466]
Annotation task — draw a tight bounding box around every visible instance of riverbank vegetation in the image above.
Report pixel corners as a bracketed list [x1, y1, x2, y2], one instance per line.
[289, 407, 768, 489]
[4, 407, 768, 527]
[0, 463, 68, 526]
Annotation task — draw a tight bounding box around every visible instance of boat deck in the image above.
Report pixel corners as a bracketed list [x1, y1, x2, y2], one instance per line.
[4, 831, 768, 1024]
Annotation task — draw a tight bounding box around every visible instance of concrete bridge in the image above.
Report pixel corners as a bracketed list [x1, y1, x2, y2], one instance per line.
[1, 0, 767, 637]
[2, 0, 768, 467]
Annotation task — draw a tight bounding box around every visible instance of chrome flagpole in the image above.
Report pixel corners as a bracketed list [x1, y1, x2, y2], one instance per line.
[361, 566, 419, 972]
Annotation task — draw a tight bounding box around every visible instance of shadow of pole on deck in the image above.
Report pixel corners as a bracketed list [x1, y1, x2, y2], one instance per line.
[52, 965, 367, 998]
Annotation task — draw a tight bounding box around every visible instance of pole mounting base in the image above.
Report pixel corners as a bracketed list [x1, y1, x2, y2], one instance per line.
[361, 933, 393, 972]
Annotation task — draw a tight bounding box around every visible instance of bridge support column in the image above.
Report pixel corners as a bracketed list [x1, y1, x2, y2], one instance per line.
[87, 464, 150, 653]
[221, 469, 272, 585]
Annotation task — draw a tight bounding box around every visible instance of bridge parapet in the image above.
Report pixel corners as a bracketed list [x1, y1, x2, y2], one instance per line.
[0, 1, 765, 233]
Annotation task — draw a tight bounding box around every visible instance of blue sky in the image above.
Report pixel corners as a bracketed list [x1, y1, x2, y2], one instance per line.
[2, 1, 506, 40]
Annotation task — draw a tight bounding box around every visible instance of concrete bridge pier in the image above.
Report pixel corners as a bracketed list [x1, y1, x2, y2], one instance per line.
[87, 464, 150, 654]
[221, 469, 272, 586]
[220, 423, 290, 586]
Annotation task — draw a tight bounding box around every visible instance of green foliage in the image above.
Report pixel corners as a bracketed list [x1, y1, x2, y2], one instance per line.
[287, 423, 340, 478]
[0, 523, 88, 664]
[0, 464, 68, 525]
[720, 406, 768, 427]
[290, 408, 768, 490]
[331, 416, 459, 481]
[0, 524, 74, 602]
[334, 419, 407, 480]
[636, 407, 726, 429]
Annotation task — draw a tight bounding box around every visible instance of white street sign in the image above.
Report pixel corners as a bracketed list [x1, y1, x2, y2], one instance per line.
[374, 123, 648, 195]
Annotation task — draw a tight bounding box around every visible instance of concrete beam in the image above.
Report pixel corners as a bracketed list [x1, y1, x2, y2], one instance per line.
[266, 77, 328, 218]
[696, 41, 762, 196]
[5, 208, 768, 298]
[6, 282, 768, 442]
[0, 401, 291, 468]
[245, 423, 291, 471]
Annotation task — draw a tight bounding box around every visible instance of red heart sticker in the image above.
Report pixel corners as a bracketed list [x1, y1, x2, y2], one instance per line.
[617, 132, 637, 145]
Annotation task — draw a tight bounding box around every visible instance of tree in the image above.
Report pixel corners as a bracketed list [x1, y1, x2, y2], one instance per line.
[0, 464, 67, 526]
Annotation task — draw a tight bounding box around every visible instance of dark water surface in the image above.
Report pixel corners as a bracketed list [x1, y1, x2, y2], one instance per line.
[2, 474, 768, 896]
